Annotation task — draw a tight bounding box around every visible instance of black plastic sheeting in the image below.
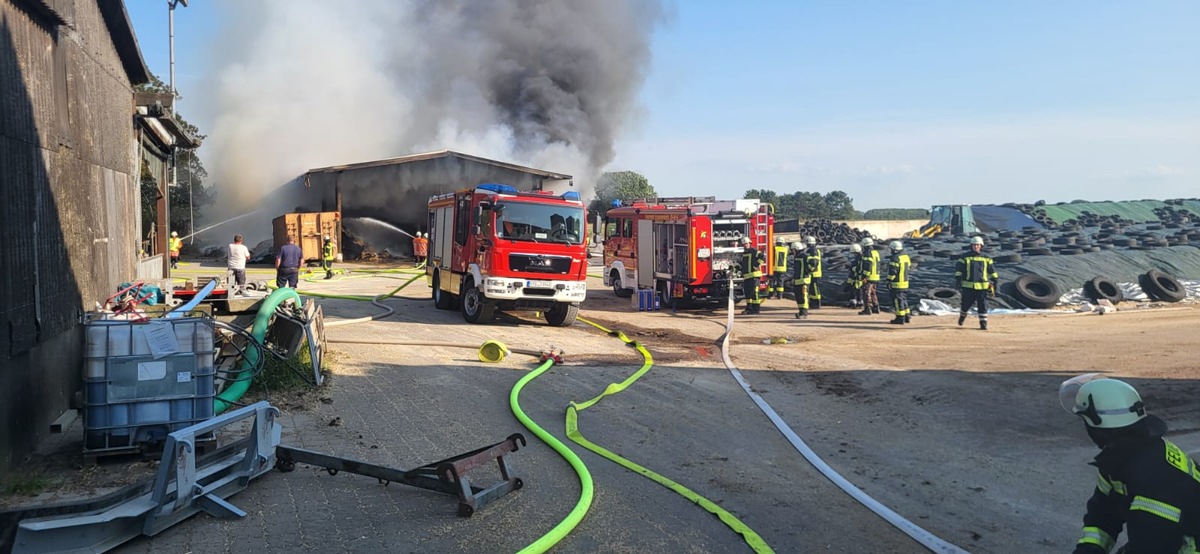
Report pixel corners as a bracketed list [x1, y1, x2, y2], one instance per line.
[969, 205, 1043, 233]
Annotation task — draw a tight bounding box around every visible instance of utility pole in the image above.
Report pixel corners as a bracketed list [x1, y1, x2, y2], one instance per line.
[169, 0, 189, 248]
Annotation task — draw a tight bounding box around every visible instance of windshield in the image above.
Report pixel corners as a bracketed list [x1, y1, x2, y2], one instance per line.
[496, 201, 584, 245]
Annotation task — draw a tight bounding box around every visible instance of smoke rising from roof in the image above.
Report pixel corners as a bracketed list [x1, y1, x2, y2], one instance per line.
[202, 0, 664, 217]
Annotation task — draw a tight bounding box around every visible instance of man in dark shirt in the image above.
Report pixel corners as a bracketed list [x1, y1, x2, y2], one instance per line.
[275, 235, 304, 288]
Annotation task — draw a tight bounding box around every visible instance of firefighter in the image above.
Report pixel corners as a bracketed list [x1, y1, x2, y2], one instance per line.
[771, 237, 789, 299]
[805, 236, 824, 308]
[168, 231, 182, 269]
[886, 240, 911, 324]
[1059, 375, 1200, 553]
[858, 238, 881, 315]
[847, 243, 864, 309]
[956, 235, 997, 330]
[321, 235, 336, 280]
[740, 237, 767, 315]
[791, 241, 811, 319]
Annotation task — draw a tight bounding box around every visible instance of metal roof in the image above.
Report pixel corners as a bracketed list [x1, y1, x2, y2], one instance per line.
[305, 149, 573, 181]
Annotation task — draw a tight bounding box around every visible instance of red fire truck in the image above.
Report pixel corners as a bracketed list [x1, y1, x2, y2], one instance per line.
[602, 197, 774, 307]
[427, 184, 588, 326]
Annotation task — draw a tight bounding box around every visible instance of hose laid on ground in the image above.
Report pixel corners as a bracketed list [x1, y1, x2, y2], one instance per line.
[215, 286, 301, 414]
[714, 280, 968, 554]
[509, 358, 595, 554]
[570, 317, 774, 553]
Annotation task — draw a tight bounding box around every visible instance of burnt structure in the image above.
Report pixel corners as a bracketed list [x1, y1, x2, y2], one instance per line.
[300, 150, 573, 242]
[0, 0, 190, 471]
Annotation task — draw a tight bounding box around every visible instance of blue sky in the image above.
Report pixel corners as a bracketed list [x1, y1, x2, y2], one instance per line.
[128, 1, 1199, 211]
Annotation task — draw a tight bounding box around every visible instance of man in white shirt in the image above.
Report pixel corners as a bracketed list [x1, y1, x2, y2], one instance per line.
[227, 234, 251, 295]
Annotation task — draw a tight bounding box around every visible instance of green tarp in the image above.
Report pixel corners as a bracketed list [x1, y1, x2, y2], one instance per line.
[1037, 200, 1200, 225]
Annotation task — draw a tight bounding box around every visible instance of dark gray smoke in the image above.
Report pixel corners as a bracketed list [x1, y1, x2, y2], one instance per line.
[203, 0, 665, 219]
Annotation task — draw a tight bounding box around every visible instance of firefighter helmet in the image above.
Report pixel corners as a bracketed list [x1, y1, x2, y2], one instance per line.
[1060, 376, 1147, 429]
[171, 231, 178, 237]
[970, 236, 985, 246]
[324, 235, 331, 241]
[889, 240, 904, 251]
[740, 237, 751, 246]
[806, 236, 817, 245]
[775, 237, 785, 244]
[861, 238, 874, 247]
[791, 241, 803, 250]
[851, 243, 862, 253]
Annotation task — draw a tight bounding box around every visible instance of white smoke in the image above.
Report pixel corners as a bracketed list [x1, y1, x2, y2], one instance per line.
[202, 0, 664, 214]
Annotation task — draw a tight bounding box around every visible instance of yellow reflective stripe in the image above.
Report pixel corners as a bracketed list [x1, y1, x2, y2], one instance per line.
[1096, 472, 1113, 495]
[1078, 526, 1115, 552]
[1182, 535, 1197, 554]
[1130, 495, 1181, 523]
[1165, 440, 1192, 474]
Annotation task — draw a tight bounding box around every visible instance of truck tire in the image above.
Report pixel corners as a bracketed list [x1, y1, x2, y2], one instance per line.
[1139, 269, 1186, 302]
[1012, 273, 1061, 309]
[545, 302, 580, 327]
[1083, 276, 1123, 305]
[611, 269, 632, 298]
[460, 277, 495, 323]
[433, 271, 455, 310]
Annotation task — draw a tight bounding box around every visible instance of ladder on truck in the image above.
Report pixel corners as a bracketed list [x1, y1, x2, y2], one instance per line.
[751, 203, 774, 276]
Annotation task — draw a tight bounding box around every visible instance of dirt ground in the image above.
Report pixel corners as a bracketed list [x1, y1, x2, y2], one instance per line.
[4, 264, 1199, 553]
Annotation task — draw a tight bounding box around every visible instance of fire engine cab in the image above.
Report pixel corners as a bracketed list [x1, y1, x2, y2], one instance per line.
[427, 184, 588, 326]
[602, 197, 774, 307]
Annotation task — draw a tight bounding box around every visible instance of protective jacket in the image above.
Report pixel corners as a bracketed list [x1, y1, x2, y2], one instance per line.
[1074, 430, 1200, 554]
[848, 253, 865, 286]
[741, 248, 766, 278]
[955, 253, 997, 290]
[806, 247, 823, 278]
[168, 237, 182, 255]
[791, 249, 811, 284]
[887, 253, 911, 290]
[859, 249, 880, 282]
[322, 241, 335, 261]
[773, 245, 789, 274]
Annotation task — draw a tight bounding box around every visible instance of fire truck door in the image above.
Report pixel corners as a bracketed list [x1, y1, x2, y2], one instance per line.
[637, 219, 654, 289]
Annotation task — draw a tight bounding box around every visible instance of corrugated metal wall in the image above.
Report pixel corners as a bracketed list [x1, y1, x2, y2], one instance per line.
[1, 0, 141, 470]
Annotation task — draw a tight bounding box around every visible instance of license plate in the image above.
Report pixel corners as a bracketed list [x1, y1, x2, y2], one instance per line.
[526, 280, 553, 288]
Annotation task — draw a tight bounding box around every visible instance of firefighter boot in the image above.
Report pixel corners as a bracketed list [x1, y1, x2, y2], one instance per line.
[871, 305, 880, 314]
[957, 313, 966, 327]
[858, 307, 872, 315]
[811, 298, 821, 309]
[980, 320, 988, 331]
[904, 315, 912, 324]
[796, 308, 809, 320]
[890, 316, 905, 325]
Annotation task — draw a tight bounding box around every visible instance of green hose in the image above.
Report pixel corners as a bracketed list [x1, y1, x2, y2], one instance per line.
[215, 286, 301, 414]
[510, 359, 595, 554]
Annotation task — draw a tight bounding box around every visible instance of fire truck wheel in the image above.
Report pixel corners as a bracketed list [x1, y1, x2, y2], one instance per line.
[611, 270, 632, 298]
[460, 277, 495, 323]
[433, 271, 455, 310]
[545, 302, 580, 327]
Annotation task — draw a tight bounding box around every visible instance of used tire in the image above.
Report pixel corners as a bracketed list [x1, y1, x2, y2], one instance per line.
[1012, 273, 1061, 309]
[926, 287, 961, 301]
[1083, 276, 1123, 305]
[545, 302, 580, 327]
[1139, 269, 1186, 302]
[993, 254, 1023, 264]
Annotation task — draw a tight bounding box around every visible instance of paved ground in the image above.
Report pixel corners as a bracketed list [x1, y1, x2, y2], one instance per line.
[5, 262, 1200, 553]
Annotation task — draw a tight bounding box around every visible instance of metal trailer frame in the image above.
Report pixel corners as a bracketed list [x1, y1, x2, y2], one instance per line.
[9, 402, 526, 553]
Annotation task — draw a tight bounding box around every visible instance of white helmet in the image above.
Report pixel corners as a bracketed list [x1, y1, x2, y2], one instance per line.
[850, 243, 862, 253]
[775, 237, 785, 245]
[970, 236, 985, 246]
[171, 231, 178, 237]
[889, 240, 904, 251]
[416, 232, 423, 238]
[806, 236, 817, 246]
[861, 238, 874, 247]
[791, 241, 803, 250]
[1060, 375, 1147, 429]
[740, 237, 751, 246]
[324, 235, 331, 241]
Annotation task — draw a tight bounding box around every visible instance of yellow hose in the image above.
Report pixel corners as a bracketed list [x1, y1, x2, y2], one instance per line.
[568, 317, 775, 553]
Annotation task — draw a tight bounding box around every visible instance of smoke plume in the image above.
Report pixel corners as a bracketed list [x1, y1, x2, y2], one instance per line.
[202, 0, 664, 221]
